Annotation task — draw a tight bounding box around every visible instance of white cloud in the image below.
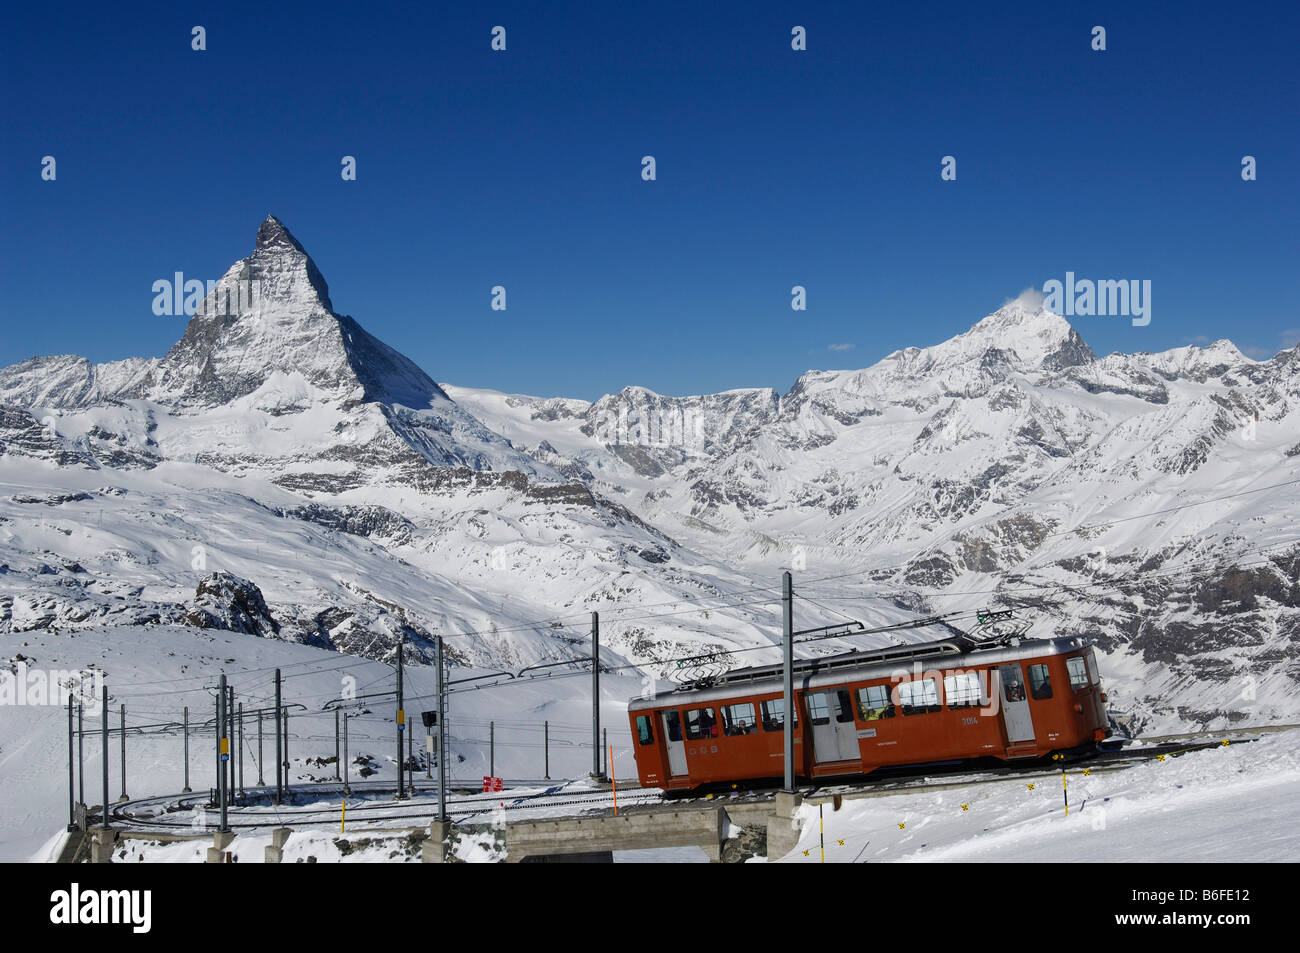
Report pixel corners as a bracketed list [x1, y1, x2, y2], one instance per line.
[1002, 287, 1046, 312]
[1281, 328, 1300, 349]
[828, 343, 855, 352]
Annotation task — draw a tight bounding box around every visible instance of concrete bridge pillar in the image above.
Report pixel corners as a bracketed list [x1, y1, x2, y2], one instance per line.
[206, 830, 235, 863]
[89, 828, 118, 863]
[765, 791, 804, 860]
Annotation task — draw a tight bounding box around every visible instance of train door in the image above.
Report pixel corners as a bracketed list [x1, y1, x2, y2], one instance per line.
[996, 664, 1035, 745]
[807, 689, 860, 763]
[662, 710, 688, 778]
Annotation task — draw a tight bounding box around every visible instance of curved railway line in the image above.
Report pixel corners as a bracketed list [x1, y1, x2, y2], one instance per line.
[101, 733, 1259, 834]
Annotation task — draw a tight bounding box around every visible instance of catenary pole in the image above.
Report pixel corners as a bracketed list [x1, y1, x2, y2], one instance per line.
[118, 703, 127, 801]
[67, 695, 76, 831]
[283, 708, 290, 796]
[342, 712, 351, 795]
[396, 634, 406, 799]
[274, 668, 282, 804]
[77, 703, 84, 808]
[182, 705, 191, 793]
[783, 571, 795, 793]
[100, 683, 109, 830]
[436, 635, 446, 823]
[218, 674, 229, 833]
[214, 686, 222, 800]
[591, 611, 602, 779]
[237, 702, 244, 800]
[226, 685, 235, 799]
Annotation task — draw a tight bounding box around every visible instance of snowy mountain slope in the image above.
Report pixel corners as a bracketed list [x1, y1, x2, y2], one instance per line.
[2, 219, 1297, 739]
[0, 217, 879, 687]
[444, 301, 1300, 732]
[0, 217, 552, 483]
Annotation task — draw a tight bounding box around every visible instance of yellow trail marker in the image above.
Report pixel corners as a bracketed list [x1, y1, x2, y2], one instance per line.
[961, 804, 968, 811]
[898, 822, 905, 829]
[803, 849, 810, 856]
[1028, 783, 1035, 790]
[1083, 769, 1091, 776]
[837, 839, 845, 846]
[1157, 754, 1166, 762]
[1221, 740, 1230, 747]
[341, 801, 346, 834]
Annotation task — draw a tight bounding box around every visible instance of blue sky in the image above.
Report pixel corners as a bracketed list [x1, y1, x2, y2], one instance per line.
[2, 1, 1297, 401]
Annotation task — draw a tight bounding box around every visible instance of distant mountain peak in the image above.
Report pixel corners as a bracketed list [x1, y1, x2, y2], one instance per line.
[255, 214, 305, 253]
[243, 214, 333, 313]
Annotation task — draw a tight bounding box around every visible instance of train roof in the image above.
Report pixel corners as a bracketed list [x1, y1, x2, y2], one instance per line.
[628, 633, 1094, 712]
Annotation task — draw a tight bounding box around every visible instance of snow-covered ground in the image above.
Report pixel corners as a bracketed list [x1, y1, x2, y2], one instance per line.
[774, 728, 1300, 863]
[0, 623, 645, 863]
[6, 622, 1293, 863]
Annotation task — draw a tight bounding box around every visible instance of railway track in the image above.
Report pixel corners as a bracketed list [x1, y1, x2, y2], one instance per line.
[102, 733, 1259, 834]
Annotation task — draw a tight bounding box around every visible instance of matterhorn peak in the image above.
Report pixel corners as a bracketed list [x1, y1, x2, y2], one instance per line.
[240, 214, 334, 312]
[255, 213, 303, 252]
[133, 216, 449, 409]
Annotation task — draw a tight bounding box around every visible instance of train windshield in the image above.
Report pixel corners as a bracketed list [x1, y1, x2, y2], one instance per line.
[636, 714, 654, 745]
[1067, 656, 1090, 689]
[1085, 648, 1101, 686]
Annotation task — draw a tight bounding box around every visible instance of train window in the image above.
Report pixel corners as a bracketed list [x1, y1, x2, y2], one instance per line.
[665, 710, 682, 743]
[685, 707, 718, 740]
[1067, 657, 1089, 689]
[832, 690, 854, 723]
[807, 693, 832, 726]
[1085, 649, 1099, 686]
[636, 715, 655, 746]
[944, 671, 983, 708]
[1027, 664, 1053, 700]
[760, 698, 798, 731]
[857, 684, 895, 720]
[1002, 668, 1027, 703]
[722, 702, 757, 736]
[899, 679, 941, 715]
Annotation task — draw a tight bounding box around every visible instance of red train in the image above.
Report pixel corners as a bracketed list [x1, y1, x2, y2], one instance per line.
[627, 632, 1110, 791]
